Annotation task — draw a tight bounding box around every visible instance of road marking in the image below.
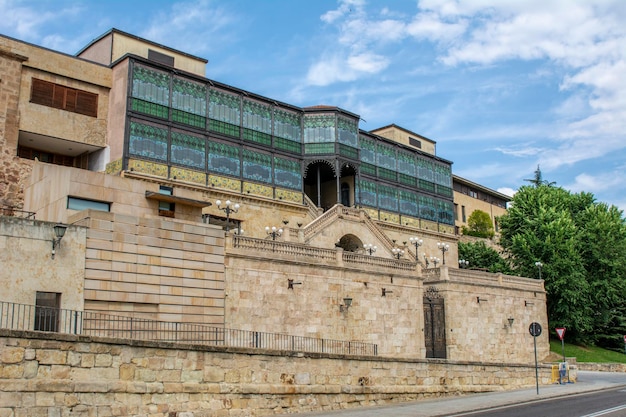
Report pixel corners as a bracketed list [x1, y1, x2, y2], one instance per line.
[579, 404, 626, 417]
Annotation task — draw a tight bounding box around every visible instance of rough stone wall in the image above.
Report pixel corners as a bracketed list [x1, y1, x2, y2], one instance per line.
[0, 330, 558, 417]
[0, 48, 31, 208]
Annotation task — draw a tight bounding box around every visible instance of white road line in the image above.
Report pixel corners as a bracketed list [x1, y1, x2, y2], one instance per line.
[579, 404, 626, 417]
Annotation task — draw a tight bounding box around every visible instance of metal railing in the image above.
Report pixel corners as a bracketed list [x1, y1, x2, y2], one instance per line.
[0, 301, 377, 356]
[0, 205, 36, 219]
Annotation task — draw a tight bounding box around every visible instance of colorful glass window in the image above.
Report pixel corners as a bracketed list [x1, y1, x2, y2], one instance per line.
[376, 143, 396, 170]
[378, 185, 398, 212]
[399, 190, 418, 216]
[129, 121, 168, 162]
[358, 179, 377, 207]
[209, 89, 241, 125]
[243, 149, 272, 183]
[304, 114, 335, 143]
[337, 116, 358, 147]
[171, 130, 205, 169]
[274, 156, 302, 190]
[274, 108, 302, 142]
[208, 140, 240, 176]
[359, 136, 376, 165]
[131, 65, 170, 117]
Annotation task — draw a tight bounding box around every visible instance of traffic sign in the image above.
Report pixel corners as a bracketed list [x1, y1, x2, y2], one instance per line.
[556, 327, 566, 340]
[529, 322, 542, 337]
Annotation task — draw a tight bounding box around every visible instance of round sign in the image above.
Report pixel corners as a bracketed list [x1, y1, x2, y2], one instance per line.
[529, 322, 542, 337]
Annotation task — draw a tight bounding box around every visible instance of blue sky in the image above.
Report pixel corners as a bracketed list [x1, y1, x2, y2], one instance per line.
[3, 0, 626, 211]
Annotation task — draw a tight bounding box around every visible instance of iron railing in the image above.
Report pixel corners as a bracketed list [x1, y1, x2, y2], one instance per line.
[0, 205, 36, 219]
[0, 301, 377, 356]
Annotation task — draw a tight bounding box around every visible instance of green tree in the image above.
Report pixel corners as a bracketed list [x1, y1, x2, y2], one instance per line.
[458, 241, 512, 274]
[499, 182, 626, 346]
[462, 209, 495, 239]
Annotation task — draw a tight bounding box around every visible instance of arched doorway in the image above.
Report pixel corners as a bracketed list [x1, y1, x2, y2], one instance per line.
[336, 234, 363, 252]
[303, 160, 336, 210]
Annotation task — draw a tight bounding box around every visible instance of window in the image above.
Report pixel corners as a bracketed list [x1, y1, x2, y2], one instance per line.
[67, 197, 110, 212]
[461, 205, 466, 223]
[409, 137, 422, 149]
[34, 292, 60, 332]
[158, 185, 175, 217]
[30, 78, 98, 117]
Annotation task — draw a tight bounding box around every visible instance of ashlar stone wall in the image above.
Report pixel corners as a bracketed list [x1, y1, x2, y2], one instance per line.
[0, 330, 559, 417]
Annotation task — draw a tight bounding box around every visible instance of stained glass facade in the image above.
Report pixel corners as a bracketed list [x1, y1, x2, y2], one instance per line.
[126, 59, 455, 225]
[171, 130, 205, 169]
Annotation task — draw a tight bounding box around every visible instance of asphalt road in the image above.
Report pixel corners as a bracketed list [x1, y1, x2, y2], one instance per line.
[277, 371, 626, 417]
[449, 386, 626, 417]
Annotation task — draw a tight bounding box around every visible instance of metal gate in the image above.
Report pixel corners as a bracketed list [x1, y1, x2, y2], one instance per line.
[423, 287, 446, 359]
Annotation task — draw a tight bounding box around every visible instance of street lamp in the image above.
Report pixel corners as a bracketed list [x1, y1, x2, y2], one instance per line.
[364, 243, 377, 255]
[437, 242, 450, 264]
[535, 261, 543, 280]
[265, 226, 283, 240]
[430, 256, 440, 267]
[459, 259, 469, 269]
[215, 200, 240, 232]
[409, 237, 423, 257]
[391, 248, 405, 259]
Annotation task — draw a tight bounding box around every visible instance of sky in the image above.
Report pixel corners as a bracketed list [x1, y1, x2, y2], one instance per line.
[2, 0, 626, 212]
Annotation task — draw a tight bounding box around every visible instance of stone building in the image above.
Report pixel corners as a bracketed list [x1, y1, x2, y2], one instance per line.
[0, 29, 549, 363]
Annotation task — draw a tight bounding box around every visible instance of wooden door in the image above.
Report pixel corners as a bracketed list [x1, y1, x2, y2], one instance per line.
[423, 296, 446, 359]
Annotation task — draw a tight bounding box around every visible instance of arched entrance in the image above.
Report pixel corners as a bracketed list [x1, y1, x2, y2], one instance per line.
[303, 160, 357, 209]
[336, 234, 363, 252]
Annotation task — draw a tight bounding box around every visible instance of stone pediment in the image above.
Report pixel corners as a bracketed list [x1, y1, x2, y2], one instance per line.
[302, 204, 402, 259]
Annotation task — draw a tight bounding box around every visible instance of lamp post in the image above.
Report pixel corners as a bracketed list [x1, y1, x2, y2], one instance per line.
[430, 256, 440, 267]
[364, 243, 377, 256]
[535, 261, 543, 280]
[391, 248, 404, 259]
[459, 259, 469, 269]
[265, 226, 283, 240]
[437, 242, 450, 264]
[409, 237, 423, 257]
[51, 223, 67, 259]
[215, 200, 240, 232]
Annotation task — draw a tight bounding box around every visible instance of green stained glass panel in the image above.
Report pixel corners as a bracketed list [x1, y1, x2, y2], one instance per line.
[172, 77, 206, 116]
[171, 131, 205, 169]
[274, 156, 302, 190]
[131, 65, 170, 106]
[243, 100, 271, 134]
[243, 149, 272, 183]
[208, 140, 240, 176]
[129, 121, 168, 162]
[209, 89, 241, 126]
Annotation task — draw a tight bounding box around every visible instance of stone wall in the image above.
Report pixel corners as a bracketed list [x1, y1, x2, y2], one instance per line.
[0, 330, 558, 417]
[0, 217, 86, 312]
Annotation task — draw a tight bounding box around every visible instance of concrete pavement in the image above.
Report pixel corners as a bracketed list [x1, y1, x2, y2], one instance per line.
[276, 371, 626, 417]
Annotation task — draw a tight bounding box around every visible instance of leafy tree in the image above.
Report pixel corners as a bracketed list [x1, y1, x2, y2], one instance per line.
[458, 241, 512, 274]
[499, 181, 626, 346]
[462, 209, 495, 239]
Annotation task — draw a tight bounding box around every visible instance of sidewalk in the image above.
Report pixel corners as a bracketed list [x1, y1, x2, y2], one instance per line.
[277, 371, 626, 417]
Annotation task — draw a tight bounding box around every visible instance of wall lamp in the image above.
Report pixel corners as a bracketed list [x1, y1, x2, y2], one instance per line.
[340, 297, 353, 312]
[287, 279, 302, 290]
[506, 317, 515, 328]
[382, 288, 393, 297]
[525, 300, 535, 307]
[476, 296, 488, 303]
[392, 248, 405, 259]
[51, 223, 67, 259]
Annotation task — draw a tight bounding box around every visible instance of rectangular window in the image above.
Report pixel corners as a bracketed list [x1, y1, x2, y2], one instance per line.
[409, 137, 422, 148]
[30, 78, 98, 117]
[67, 197, 110, 212]
[158, 186, 175, 217]
[34, 292, 60, 332]
[462, 205, 466, 223]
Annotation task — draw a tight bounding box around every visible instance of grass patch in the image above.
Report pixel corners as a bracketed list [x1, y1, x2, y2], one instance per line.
[550, 339, 626, 363]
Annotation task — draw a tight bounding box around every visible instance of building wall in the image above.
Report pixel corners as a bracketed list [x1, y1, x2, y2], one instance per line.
[454, 190, 508, 234]
[0, 35, 111, 208]
[0, 217, 86, 312]
[0, 331, 560, 417]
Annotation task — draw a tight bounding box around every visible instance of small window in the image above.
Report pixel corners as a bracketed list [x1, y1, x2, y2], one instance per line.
[461, 206, 466, 223]
[409, 137, 422, 149]
[159, 185, 173, 195]
[67, 197, 110, 212]
[148, 49, 175, 67]
[35, 292, 61, 332]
